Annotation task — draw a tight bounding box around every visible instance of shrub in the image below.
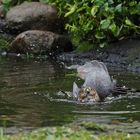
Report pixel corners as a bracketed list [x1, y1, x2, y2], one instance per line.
[41, 0, 140, 49]
[2, 0, 140, 49]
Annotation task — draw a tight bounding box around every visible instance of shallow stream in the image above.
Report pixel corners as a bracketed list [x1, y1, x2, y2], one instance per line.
[0, 57, 140, 134]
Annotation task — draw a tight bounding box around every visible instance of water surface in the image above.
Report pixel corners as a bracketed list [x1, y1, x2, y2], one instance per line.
[0, 57, 140, 134]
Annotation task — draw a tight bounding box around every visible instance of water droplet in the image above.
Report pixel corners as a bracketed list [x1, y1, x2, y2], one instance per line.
[1, 51, 7, 56]
[17, 53, 21, 56]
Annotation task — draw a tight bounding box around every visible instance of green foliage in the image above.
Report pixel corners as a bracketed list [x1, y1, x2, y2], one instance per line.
[75, 41, 95, 52]
[1, 127, 140, 140]
[0, 127, 92, 140]
[0, 35, 10, 49]
[2, 0, 12, 11]
[41, 0, 140, 48]
[80, 121, 106, 131]
[2, 0, 140, 49]
[2, 0, 35, 11]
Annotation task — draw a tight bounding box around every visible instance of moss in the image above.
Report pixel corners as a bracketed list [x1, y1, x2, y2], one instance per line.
[0, 35, 10, 50]
[0, 127, 92, 140]
[99, 133, 140, 140]
[80, 121, 107, 132]
[1, 126, 140, 140]
[76, 41, 95, 53]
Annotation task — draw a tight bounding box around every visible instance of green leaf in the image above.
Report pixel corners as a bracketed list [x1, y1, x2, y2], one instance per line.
[122, 6, 128, 14]
[95, 31, 105, 39]
[125, 18, 133, 26]
[2, 0, 12, 4]
[76, 41, 94, 52]
[93, 0, 105, 6]
[114, 25, 123, 37]
[77, 7, 86, 12]
[109, 23, 123, 37]
[65, 5, 76, 17]
[65, 23, 77, 32]
[99, 42, 107, 48]
[91, 6, 99, 17]
[2, 0, 12, 10]
[129, 1, 137, 6]
[115, 4, 122, 13]
[100, 19, 111, 29]
[109, 22, 117, 36]
[104, 3, 109, 12]
[39, 0, 49, 4]
[108, 0, 114, 5]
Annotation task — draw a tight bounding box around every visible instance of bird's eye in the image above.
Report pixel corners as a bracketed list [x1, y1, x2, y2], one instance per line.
[86, 88, 90, 94]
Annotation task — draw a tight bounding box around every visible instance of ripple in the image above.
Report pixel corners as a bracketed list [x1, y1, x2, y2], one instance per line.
[72, 110, 140, 115]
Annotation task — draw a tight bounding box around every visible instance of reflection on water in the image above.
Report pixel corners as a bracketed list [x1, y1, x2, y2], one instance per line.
[0, 57, 140, 133]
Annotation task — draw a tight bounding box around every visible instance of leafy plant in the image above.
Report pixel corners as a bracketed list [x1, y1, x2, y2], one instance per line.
[41, 0, 140, 49]
[0, 35, 10, 49]
[2, 0, 37, 11]
[1, 126, 140, 140]
[2, 0, 140, 50]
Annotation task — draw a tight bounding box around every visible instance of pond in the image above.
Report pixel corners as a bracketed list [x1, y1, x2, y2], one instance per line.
[0, 56, 140, 134]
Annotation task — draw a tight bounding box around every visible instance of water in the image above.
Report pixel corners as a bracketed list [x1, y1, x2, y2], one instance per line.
[0, 57, 140, 134]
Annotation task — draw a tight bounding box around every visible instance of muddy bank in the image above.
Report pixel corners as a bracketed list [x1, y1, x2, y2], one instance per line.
[57, 39, 140, 74]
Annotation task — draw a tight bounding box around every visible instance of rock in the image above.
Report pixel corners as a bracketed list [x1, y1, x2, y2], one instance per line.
[0, 19, 7, 32]
[10, 30, 73, 55]
[6, 2, 64, 34]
